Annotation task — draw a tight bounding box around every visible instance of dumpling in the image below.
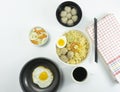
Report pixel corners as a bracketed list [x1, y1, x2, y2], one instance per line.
[72, 15, 78, 22]
[60, 48, 68, 55]
[67, 19, 74, 26]
[64, 6, 71, 13]
[71, 8, 77, 15]
[60, 11, 67, 17]
[66, 13, 72, 19]
[61, 17, 68, 24]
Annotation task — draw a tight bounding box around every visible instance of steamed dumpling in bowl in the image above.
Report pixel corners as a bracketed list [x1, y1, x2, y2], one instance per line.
[59, 6, 79, 26]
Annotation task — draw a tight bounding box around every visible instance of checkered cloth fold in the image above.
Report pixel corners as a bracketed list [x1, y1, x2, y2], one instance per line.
[87, 14, 120, 83]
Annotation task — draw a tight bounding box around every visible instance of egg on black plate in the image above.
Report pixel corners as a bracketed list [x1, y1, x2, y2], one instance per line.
[32, 66, 54, 88]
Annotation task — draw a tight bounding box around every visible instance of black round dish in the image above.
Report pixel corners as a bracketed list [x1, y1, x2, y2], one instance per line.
[72, 67, 87, 82]
[56, 1, 82, 27]
[19, 58, 60, 92]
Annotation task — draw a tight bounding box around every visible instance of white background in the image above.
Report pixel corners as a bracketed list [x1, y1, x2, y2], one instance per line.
[0, 0, 120, 92]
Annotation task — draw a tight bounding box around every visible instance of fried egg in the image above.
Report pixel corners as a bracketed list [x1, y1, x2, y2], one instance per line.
[57, 36, 67, 48]
[32, 66, 54, 88]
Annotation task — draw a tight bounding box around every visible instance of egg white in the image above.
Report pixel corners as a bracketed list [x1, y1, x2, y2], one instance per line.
[32, 66, 54, 88]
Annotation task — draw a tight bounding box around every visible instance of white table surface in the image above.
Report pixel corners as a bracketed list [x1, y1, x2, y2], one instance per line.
[0, 0, 120, 92]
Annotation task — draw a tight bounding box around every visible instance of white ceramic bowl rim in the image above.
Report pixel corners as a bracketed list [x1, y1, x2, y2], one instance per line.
[55, 30, 92, 66]
[29, 26, 49, 46]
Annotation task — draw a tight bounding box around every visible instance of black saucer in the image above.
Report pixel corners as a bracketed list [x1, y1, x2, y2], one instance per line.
[19, 58, 61, 92]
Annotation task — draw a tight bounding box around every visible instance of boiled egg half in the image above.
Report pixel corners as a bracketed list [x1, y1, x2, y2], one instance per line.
[56, 36, 67, 48]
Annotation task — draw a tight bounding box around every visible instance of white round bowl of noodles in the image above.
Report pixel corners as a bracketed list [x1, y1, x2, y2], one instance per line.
[55, 30, 92, 66]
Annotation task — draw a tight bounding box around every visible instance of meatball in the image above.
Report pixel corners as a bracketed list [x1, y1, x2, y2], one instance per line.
[67, 51, 74, 59]
[60, 48, 68, 55]
[60, 55, 68, 62]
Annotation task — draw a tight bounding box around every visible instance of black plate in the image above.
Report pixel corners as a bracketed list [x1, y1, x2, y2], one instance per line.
[56, 1, 82, 27]
[19, 58, 61, 92]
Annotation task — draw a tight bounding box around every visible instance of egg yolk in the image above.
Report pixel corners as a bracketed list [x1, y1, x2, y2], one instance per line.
[58, 39, 65, 46]
[39, 71, 48, 81]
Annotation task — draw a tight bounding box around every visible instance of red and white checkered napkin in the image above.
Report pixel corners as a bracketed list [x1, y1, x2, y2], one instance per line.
[87, 14, 120, 83]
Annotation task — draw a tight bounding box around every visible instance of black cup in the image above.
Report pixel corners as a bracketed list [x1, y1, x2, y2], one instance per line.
[72, 67, 87, 82]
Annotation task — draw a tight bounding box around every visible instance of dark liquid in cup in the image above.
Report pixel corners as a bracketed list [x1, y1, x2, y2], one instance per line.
[73, 67, 87, 82]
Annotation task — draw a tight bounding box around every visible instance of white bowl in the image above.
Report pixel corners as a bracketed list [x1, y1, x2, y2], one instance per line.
[55, 30, 92, 66]
[29, 26, 49, 46]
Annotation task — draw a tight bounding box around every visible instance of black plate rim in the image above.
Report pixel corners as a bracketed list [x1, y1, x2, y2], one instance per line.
[19, 57, 61, 92]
